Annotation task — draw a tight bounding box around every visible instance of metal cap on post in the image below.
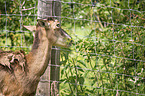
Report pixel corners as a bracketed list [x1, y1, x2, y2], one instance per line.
[38, 0, 52, 19]
[37, 0, 61, 19]
[36, 0, 61, 96]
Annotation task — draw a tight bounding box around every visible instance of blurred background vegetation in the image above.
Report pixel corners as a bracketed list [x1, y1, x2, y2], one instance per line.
[0, 0, 145, 95]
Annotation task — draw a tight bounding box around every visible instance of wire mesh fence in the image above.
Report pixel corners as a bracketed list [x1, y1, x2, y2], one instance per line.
[0, 0, 145, 96]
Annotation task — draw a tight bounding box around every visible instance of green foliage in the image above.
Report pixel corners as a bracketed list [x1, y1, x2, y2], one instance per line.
[0, 0, 36, 52]
[0, 0, 145, 95]
[60, 0, 145, 95]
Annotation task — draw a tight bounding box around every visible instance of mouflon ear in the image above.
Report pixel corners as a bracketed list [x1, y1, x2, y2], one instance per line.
[47, 17, 54, 21]
[23, 25, 36, 32]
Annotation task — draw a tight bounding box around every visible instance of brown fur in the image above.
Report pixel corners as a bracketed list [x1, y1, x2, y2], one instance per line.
[0, 18, 71, 96]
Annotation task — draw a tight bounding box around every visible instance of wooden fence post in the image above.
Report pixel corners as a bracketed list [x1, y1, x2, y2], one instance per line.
[36, 0, 61, 96]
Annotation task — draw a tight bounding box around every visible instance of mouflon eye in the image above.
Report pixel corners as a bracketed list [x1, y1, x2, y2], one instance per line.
[56, 24, 60, 28]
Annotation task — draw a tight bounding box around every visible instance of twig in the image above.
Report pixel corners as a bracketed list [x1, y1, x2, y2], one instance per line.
[22, 7, 35, 11]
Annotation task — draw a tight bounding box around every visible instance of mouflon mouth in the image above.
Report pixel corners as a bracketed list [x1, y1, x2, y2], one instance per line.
[60, 28, 72, 47]
[54, 37, 73, 48]
[52, 27, 73, 48]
